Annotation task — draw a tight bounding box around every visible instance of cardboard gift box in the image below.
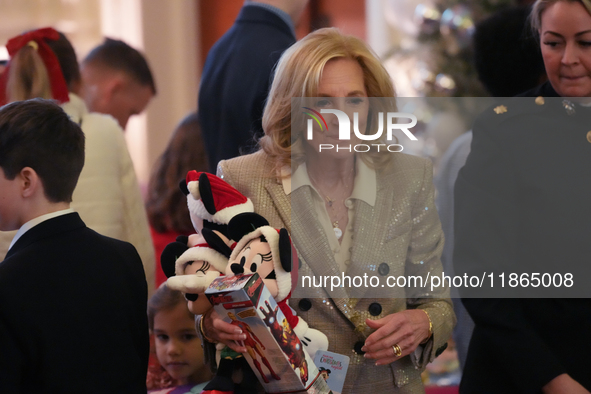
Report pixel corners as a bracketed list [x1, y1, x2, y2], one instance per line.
[205, 273, 331, 394]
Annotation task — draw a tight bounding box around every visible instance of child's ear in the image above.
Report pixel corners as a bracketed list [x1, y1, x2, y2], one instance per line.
[19, 167, 40, 198]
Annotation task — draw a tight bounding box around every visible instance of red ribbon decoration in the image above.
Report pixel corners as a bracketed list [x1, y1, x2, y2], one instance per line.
[0, 27, 70, 105]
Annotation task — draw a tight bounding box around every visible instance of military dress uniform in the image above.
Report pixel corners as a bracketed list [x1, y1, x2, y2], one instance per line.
[454, 82, 591, 393]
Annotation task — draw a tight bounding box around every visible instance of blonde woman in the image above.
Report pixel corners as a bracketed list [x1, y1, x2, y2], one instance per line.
[199, 28, 454, 393]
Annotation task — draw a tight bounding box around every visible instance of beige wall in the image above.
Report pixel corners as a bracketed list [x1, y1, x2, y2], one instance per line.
[103, 0, 200, 188]
[140, 0, 200, 188]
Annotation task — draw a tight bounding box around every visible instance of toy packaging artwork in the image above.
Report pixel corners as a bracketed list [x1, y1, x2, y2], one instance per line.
[313, 351, 349, 394]
[205, 273, 332, 394]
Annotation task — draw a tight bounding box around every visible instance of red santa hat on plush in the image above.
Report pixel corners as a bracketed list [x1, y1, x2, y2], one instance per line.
[183, 171, 253, 229]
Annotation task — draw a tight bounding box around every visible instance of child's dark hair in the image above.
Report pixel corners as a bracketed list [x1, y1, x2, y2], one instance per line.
[0, 98, 85, 202]
[147, 283, 194, 330]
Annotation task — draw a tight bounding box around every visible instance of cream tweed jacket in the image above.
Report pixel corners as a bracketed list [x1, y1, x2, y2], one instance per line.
[219, 150, 455, 394]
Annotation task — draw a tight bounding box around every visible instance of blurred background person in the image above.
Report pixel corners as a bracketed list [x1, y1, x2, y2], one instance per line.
[80, 37, 156, 130]
[0, 28, 156, 294]
[434, 4, 546, 372]
[146, 112, 209, 288]
[198, 0, 308, 172]
[454, 0, 591, 392]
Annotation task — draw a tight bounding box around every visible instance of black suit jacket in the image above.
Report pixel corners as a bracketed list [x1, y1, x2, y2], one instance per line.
[454, 83, 591, 393]
[198, 5, 296, 172]
[0, 213, 149, 393]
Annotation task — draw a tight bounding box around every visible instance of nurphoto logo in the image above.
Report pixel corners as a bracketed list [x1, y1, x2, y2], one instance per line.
[302, 107, 418, 153]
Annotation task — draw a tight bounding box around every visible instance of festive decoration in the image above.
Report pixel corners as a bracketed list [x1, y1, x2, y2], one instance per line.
[384, 0, 513, 97]
[440, 4, 475, 52]
[415, 2, 442, 36]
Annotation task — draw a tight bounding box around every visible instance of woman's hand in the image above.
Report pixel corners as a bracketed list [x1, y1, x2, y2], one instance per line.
[201, 308, 247, 353]
[362, 309, 431, 366]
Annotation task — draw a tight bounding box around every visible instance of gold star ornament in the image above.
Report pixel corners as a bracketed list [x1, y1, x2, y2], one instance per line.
[494, 105, 508, 114]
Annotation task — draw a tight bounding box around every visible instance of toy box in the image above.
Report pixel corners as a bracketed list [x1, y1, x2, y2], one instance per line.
[205, 273, 331, 394]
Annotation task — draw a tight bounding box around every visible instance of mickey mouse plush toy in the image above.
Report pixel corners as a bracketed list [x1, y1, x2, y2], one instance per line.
[226, 212, 329, 362]
[199, 212, 329, 394]
[161, 170, 253, 310]
[160, 171, 260, 394]
[161, 172, 328, 393]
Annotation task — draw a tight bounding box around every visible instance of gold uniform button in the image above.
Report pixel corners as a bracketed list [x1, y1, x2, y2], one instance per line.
[494, 105, 507, 114]
[535, 96, 545, 105]
[587, 131, 591, 143]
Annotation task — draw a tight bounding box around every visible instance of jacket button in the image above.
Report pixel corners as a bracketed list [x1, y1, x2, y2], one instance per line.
[378, 263, 389, 276]
[298, 298, 312, 311]
[354, 340, 365, 355]
[368, 302, 382, 316]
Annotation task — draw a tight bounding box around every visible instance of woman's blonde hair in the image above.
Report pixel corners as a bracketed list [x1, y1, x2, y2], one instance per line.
[6, 45, 52, 102]
[530, 0, 591, 34]
[4, 31, 80, 103]
[260, 27, 397, 173]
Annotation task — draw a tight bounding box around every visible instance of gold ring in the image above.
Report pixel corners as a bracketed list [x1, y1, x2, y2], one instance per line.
[392, 344, 402, 357]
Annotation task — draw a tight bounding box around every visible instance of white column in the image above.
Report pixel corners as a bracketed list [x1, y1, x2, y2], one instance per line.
[98, 0, 199, 187]
[366, 0, 389, 59]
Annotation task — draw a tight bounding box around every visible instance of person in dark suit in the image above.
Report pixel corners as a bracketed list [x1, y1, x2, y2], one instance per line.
[454, 0, 591, 392]
[0, 99, 149, 393]
[198, 0, 308, 172]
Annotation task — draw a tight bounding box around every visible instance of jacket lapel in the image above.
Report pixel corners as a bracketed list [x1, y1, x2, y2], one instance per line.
[265, 181, 292, 234]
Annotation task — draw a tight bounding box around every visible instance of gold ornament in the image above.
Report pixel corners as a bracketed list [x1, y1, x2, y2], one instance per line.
[493, 105, 507, 114]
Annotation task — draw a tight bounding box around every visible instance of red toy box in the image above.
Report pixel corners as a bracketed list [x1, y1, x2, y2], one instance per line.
[205, 273, 331, 394]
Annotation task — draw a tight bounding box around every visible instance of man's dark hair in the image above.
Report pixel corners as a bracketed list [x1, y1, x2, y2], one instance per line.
[83, 38, 157, 94]
[0, 98, 85, 203]
[473, 6, 546, 97]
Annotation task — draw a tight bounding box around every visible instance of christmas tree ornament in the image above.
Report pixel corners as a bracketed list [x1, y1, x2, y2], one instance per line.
[414, 2, 441, 36]
[440, 5, 475, 50]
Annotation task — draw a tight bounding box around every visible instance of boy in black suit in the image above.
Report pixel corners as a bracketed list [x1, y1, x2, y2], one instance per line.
[0, 99, 149, 393]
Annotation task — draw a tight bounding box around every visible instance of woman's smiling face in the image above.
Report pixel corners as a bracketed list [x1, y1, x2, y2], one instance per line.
[540, 1, 591, 97]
